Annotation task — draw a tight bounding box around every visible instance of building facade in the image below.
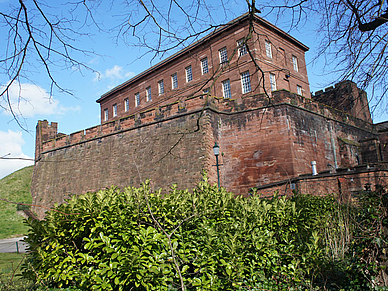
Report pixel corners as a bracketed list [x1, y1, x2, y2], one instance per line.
[31, 13, 388, 219]
[96, 13, 310, 124]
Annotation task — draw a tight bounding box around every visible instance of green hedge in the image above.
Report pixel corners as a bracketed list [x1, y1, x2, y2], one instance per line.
[22, 177, 387, 290]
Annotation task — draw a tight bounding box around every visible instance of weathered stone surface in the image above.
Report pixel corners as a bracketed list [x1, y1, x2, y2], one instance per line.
[213, 100, 377, 196]
[32, 87, 388, 218]
[31, 111, 213, 218]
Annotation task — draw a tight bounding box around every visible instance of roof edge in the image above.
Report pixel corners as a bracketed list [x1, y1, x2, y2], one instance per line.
[97, 13, 309, 103]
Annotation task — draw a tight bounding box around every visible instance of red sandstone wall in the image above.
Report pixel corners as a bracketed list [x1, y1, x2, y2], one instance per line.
[215, 105, 296, 194]
[32, 90, 381, 218]
[378, 129, 388, 161]
[35, 120, 58, 159]
[254, 169, 388, 201]
[212, 93, 377, 196]
[31, 111, 213, 219]
[313, 81, 372, 123]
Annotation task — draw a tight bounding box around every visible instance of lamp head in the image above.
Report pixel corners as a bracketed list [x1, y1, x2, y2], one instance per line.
[213, 142, 220, 156]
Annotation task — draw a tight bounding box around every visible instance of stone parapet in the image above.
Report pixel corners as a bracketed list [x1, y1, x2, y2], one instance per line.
[253, 162, 388, 199]
[38, 89, 375, 157]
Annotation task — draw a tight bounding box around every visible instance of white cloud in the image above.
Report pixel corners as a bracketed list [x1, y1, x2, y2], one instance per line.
[94, 65, 135, 82]
[88, 57, 101, 65]
[0, 82, 79, 118]
[105, 65, 125, 79]
[0, 130, 34, 179]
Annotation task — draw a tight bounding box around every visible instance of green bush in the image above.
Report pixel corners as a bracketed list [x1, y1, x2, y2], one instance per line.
[312, 187, 388, 290]
[22, 178, 387, 290]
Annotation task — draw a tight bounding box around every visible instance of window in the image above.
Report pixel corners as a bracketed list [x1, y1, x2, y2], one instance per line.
[113, 104, 117, 117]
[241, 71, 251, 94]
[292, 55, 298, 72]
[171, 73, 178, 89]
[158, 80, 164, 95]
[185, 66, 193, 82]
[297, 85, 302, 96]
[104, 109, 108, 121]
[265, 40, 272, 58]
[237, 38, 247, 56]
[135, 92, 140, 107]
[146, 86, 152, 102]
[201, 58, 209, 75]
[222, 79, 231, 99]
[269, 73, 276, 91]
[279, 47, 286, 66]
[124, 98, 129, 112]
[219, 47, 228, 64]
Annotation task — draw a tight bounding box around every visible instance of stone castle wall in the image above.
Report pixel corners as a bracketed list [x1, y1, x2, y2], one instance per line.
[32, 88, 381, 218]
[38, 89, 374, 156]
[252, 164, 388, 201]
[32, 109, 214, 219]
[214, 91, 377, 195]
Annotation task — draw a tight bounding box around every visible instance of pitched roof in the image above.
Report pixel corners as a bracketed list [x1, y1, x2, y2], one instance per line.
[97, 13, 309, 103]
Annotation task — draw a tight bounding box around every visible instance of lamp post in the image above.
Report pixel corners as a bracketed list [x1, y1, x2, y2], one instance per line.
[213, 142, 220, 188]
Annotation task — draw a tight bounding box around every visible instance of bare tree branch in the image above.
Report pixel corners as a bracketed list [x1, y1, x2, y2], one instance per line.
[260, 0, 388, 117]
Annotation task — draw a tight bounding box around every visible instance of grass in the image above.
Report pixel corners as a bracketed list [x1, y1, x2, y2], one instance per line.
[0, 253, 80, 291]
[0, 166, 34, 239]
[0, 253, 24, 278]
[0, 252, 34, 290]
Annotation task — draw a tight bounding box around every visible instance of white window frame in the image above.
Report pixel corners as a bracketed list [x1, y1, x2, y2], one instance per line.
[219, 47, 228, 64]
[124, 98, 129, 112]
[104, 108, 108, 121]
[292, 55, 299, 72]
[222, 79, 231, 99]
[171, 73, 178, 89]
[297, 85, 302, 96]
[113, 104, 117, 117]
[185, 65, 193, 82]
[241, 71, 251, 94]
[265, 40, 272, 59]
[237, 38, 247, 56]
[201, 58, 209, 75]
[158, 80, 164, 95]
[135, 92, 140, 107]
[146, 86, 152, 102]
[270, 73, 277, 91]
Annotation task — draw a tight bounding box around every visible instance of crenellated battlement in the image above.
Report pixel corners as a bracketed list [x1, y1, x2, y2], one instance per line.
[313, 80, 372, 123]
[36, 88, 375, 157]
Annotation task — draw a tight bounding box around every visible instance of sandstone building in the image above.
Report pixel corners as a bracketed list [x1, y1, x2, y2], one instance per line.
[95, 13, 309, 124]
[31, 13, 388, 218]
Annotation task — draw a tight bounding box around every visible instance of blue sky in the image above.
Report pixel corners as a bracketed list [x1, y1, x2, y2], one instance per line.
[0, 1, 386, 179]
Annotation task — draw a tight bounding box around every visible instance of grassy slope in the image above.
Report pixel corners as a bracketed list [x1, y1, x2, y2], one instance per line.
[0, 253, 32, 291]
[0, 166, 33, 239]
